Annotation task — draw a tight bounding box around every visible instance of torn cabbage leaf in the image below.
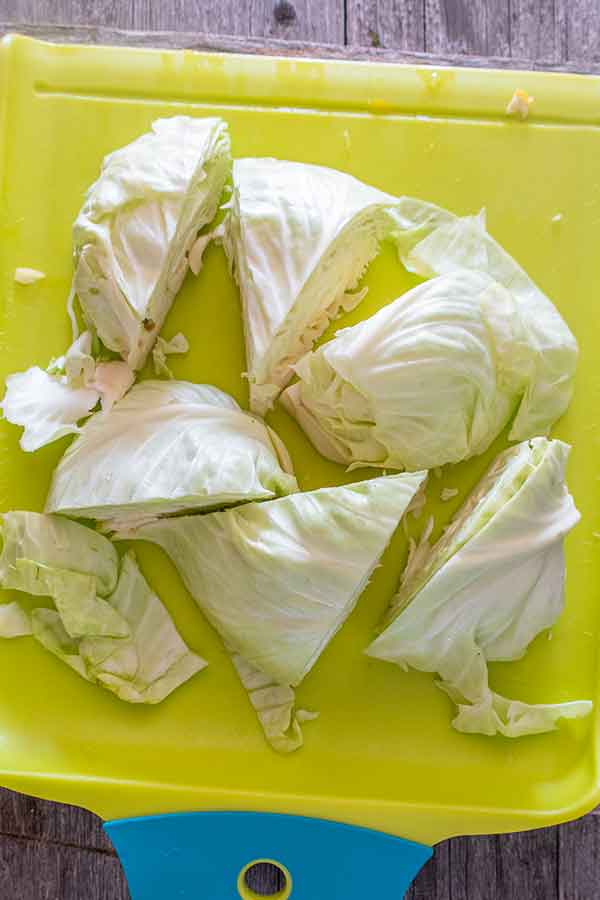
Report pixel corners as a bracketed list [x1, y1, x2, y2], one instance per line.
[0, 510, 119, 597]
[2, 331, 134, 451]
[125, 471, 426, 749]
[282, 267, 577, 470]
[366, 438, 592, 737]
[1, 365, 99, 452]
[0, 513, 205, 703]
[223, 158, 398, 414]
[46, 380, 298, 529]
[73, 116, 230, 370]
[152, 332, 189, 378]
[229, 648, 318, 753]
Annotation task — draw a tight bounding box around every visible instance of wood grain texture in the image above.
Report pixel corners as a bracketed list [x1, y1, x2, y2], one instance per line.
[424, 0, 509, 56]
[1, 2, 600, 900]
[0, 831, 129, 900]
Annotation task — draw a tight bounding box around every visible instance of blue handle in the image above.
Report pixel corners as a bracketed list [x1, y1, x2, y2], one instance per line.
[105, 811, 432, 899]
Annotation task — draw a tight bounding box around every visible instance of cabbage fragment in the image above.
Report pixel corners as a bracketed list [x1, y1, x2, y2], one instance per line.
[46, 380, 298, 529]
[0, 512, 205, 703]
[1, 332, 134, 451]
[366, 439, 592, 737]
[73, 116, 230, 370]
[126, 471, 426, 749]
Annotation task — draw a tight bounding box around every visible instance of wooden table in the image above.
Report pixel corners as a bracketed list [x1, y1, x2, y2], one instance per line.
[0, 2, 599, 898]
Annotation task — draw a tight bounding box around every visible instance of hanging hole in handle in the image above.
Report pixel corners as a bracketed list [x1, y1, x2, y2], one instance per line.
[238, 859, 292, 899]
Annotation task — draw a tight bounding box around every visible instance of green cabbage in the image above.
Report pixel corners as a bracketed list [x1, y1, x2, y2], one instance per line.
[73, 116, 230, 370]
[366, 439, 592, 737]
[46, 380, 298, 529]
[0, 512, 205, 703]
[223, 158, 398, 414]
[282, 267, 577, 471]
[125, 471, 426, 749]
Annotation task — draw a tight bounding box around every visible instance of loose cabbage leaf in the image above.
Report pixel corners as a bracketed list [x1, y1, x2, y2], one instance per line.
[366, 438, 592, 737]
[2, 332, 134, 451]
[1, 365, 99, 451]
[152, 332, 189, 379]
[223, 158, 398, 414]
[229, 648, 318, 753]
[0, 511, 119, 597]
[73, 116, 230, 370]
[0, 515, 205, 703]
[46, 380, 298, 529]
[79, 551, 207, 704]
[125, 471, 425, 748]
[282, 268, 577, 471]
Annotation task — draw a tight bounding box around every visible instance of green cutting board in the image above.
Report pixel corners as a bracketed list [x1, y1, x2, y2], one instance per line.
[0, 35, 599, 852]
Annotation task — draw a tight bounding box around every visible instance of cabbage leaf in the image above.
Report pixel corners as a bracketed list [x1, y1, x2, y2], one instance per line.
[46, 380, 298, 529]
[0, 513, 205, 703]
[73, 116, 230, 370]
[366, 439, 592, 737]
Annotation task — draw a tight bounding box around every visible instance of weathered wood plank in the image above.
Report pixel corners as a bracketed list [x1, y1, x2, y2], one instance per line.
[407, 838, 450, 900]
[509, 0, 565, 62]
[558, 817, 600, 900]
[0, 833, 129, 900]
[424, 0, 509, 57]
[2, 20, 600, 73]
[0, 1, 344, 43]
[345, 0, 425, 51]
[449, 835, 498, 900]
[0, 788, 111, 853]
[566, 0, 600, 63]
[250, 1, 344, 44]
[496, 828, 558, 900]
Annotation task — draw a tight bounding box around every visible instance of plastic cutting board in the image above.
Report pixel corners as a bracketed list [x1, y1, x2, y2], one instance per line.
[1, 33, 600, 900]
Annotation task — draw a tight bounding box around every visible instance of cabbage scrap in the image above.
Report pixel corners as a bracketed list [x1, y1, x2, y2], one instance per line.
[0, 512, 205, 703]
[73, 116, 231, 370]
[2, 331, 134, 451]
[125, 471, 426, 749]
[223, 158, 399, 414]
[366, 439, 592, 737]
[282, 266, 577, 471]
[46, 380, 298, 530]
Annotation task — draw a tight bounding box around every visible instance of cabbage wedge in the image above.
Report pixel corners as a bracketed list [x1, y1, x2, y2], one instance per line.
[73, 116, 230, 369]
[46, 380, 298, 530]
[126, 471, 426, 750]
[0, 512, 205, 703]
[282, 268, 578, 471]
[366, 439, 592, 737]
[223, 158, 398, 414]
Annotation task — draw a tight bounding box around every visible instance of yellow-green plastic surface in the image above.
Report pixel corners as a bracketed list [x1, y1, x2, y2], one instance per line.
[0, 34, 599, 846]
